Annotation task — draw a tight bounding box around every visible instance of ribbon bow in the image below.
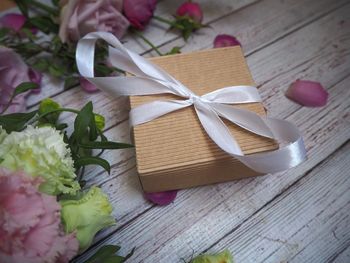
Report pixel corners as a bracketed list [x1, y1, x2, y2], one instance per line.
[76, 32, 306, 173]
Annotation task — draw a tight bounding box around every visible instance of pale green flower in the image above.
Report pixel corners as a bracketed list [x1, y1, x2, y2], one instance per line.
[192, 249, 234, 263]
[0, 125, 79, 195]
[0, 126, 7, 144]
[60, 186, 116, 252]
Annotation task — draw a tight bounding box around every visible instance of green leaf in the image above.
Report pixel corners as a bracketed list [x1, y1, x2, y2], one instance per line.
[32, 59, 49, 71]
[48, 64, 65, 78]
[13, 0, 29, 16]
[64, 76, 79, 89]
[0, 28, 10, 39]
[28, 16, 59, 34]
[13, 82, 38, 97]
[38, 98, 61, 125]
[165, 46, 182, 55]
[79, 141, 133, 150]
[85, 245, 133, 263]
[74, 156, 111, 174]
[0, 111, 37, 133]
[74, 101, 94, 142]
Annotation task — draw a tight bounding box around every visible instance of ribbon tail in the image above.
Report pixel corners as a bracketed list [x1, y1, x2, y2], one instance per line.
[130, 100, 192, 126]
[234, 118, 307, 173]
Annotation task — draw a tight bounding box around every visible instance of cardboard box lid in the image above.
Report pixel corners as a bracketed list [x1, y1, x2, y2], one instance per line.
[130, 46, 278, 175]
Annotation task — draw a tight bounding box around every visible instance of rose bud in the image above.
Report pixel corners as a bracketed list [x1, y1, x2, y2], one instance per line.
[286, 79, 328, 107]
[176, 1, 203, 23]
[214, 34, 241, 48]
[144, 190, 178, 206]
[123, 0, 157, 30]
[0, 13, 37, 34]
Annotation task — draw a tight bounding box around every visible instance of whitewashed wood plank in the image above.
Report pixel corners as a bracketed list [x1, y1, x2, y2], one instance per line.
[25, 0, 258, 107]
[204, 142, 350, 263]
[76, 69, 349, 262]
[331, 246, 350, 263]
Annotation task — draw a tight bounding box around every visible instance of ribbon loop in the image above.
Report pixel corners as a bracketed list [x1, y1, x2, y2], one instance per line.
[76, 32, 307, 174]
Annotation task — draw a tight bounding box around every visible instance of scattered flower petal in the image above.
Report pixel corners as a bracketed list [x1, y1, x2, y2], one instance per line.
[144, 190, 177, 206]
[285, 79, 328, 107]
[79, 77, 99, 93]
[176, 2, 203, 23]
[123, 0, 157, 30]
[214, 34, 241, 48]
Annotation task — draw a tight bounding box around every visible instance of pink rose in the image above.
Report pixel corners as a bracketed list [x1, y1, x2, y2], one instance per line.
[0, 13, 38, 34]
[214, 34, 241, 48]
[123, 0, 157, 30]
[59, 0, 130, 43]
[0, 168, 79, 263]
[176, 1, 203, 23]
[0, 47, 41, 114]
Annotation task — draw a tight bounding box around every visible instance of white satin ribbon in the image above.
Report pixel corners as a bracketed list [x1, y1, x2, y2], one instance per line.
[76, 32, 307, 173]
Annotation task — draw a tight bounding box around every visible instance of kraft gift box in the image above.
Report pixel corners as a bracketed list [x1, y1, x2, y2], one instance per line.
[129, 46, 278, 192]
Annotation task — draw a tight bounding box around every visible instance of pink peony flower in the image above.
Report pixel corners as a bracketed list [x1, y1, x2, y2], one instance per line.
[0, 47, 41, 114]
[214, 34, 241, 48]
[286, 79, 328, 107]
[144, 190, 178, 206]
[123, 0, 157, 30]
[59, 0, 130, 43]
[0, 168, 79, 263]
[176, 1, 203, 23]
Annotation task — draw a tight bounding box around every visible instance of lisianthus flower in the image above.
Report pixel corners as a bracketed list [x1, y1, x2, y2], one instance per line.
[0, 47, 41, 113]
[60, 186, 116, 252]
[59, 0, 130, 43]
[0, 168, 79, 263]
[0, 125, 80, 195]
[191, 249, 234, 263]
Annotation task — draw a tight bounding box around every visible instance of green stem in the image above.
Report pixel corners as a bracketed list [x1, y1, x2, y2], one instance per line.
[29, 108, 80, 124]
[26, 0, 58, 15]
[131, 29, 163, 56]
[153, 15, 185, 30]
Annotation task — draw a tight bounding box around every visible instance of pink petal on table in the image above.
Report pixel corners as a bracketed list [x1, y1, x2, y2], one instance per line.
[79, 77, 99, 93]
[144, 190, 178, 206]
[214, 34, 241, 48]
[285, 79, 328, 107]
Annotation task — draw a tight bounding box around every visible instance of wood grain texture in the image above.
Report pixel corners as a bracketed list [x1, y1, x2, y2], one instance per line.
[206, 142, 350, 263]
[4, 0, 347, 262]
[74, 2, 350, 261]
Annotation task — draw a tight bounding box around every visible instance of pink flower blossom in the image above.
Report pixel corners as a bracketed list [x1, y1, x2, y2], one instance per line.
[176, 2, 203, 23]
[214, 34, 241, 48]
[0, 47, 40, 113]
[144, 190, 178, 206]
[0, 168, 79, 263]
[0, 13, 38, 34]
[59, 0, 130, 43]
[0, 13, 26, 32]
[286, 79, 328, 107]
[123, 0, 157, 30]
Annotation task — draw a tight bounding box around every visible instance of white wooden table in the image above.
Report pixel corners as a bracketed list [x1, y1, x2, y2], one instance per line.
[6, 0, 350, 262]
